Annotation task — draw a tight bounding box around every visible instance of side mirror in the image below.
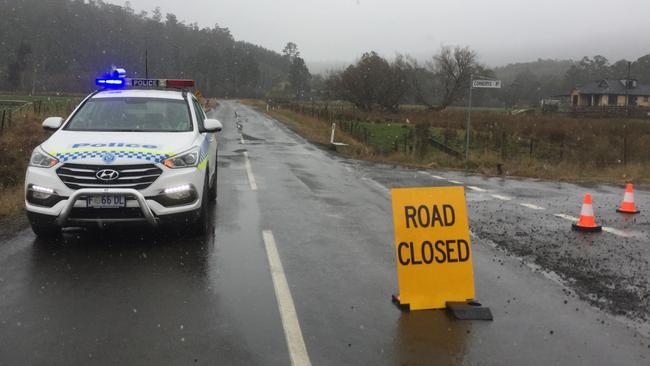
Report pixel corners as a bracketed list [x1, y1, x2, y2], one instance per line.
[204, 118, 223, 132]
[42, 117, 64, 130]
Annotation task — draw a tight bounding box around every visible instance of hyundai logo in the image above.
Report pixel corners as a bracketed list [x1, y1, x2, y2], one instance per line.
[96, 169, 120, 181]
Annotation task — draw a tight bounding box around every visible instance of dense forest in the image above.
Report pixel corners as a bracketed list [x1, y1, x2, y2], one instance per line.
[0, 0, 291, 97]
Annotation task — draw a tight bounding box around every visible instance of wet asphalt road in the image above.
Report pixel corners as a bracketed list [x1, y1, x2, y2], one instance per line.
[1, 100, 649, 365]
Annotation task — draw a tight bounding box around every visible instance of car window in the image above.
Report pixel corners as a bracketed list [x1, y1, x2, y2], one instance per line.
[191, 98, 206, 131]
[65, 97, 192, 132]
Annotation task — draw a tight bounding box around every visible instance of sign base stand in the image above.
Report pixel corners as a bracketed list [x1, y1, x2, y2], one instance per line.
[445, 301, 493, 320]
[392, 294, 493, 321]
[391, 294, 410, 311]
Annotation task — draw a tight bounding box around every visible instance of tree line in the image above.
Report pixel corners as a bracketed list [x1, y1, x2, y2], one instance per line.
[321, 51, 650, 111]
[0, 0, 295, 97]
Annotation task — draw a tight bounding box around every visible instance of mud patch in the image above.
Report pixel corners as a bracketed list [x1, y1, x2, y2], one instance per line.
[474, 226, 650, 325]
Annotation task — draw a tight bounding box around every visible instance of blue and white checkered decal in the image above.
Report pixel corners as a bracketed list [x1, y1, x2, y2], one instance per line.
[198, 136, 210, 163]
[54, 150, 171, 163]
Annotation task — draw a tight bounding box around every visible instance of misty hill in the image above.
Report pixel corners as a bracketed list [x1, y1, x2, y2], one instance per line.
[0, 0, 289, 96]
[493, 59, 575, 83]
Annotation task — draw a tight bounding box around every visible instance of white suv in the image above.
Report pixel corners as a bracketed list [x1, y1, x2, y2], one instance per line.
[24, 75, 222, 237]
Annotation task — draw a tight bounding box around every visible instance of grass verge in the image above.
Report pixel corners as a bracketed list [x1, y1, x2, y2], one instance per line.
[0, 111, 50, 221]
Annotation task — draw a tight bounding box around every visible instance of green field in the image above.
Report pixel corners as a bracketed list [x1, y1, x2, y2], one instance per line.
[339, 121, 467, 154]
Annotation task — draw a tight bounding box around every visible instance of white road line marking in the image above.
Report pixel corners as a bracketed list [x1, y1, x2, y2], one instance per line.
[490, 194, 512, 201]
[602, 227, 632, 238]
[553, 214, 631, 237]
[243, 151, 258, 191]
[448, 179, 463, 185]
[240, 133, 245, 144]
[554, 213, 578, 221]
[362, 177, 390, 195]
[418, 171, 446, 180]
[467, 186, 487, 192]
[262, 230, 312, 366]
[520, 203, 545, 210]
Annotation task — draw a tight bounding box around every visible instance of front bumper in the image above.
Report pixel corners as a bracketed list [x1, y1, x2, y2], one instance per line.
[25, 163, 206, 227]
[56, 188, 156, 226]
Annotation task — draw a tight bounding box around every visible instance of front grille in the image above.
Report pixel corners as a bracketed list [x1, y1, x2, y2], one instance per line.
[56, 163, 163, 190]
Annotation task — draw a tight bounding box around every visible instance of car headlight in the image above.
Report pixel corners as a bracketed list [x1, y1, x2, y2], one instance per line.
[29, 147, 59, 168]
[26, 184, 65, 207]
[152, 184, 198, 207]
[163, 149, 199, 168]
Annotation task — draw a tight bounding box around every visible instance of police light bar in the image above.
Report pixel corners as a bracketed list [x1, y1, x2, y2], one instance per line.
[95, 67, 195, 89]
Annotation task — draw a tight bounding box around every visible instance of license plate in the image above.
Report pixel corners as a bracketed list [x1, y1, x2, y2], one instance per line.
[86, 195, 126, 208]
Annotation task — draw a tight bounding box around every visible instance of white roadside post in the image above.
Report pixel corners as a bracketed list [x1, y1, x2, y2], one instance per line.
[329, 122, 348, 150]
[465, 78, 502, 166]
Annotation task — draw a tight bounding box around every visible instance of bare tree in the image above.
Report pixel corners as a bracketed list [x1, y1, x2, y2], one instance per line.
[427, 46, 478, 110]
[432, 46, 478, 111]
[401, 55, 436, 109]
[399, 47, 478, 110]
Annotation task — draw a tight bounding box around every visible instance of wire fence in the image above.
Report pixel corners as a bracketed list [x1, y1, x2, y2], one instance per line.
[0, 98, 80, 134]
[277, 102, 650, 167]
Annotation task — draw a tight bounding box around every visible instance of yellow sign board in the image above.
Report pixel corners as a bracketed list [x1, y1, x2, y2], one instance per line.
[391, 186, 475, 310]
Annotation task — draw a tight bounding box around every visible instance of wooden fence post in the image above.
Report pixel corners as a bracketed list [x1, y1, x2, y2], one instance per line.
[623, 130, 628, 166]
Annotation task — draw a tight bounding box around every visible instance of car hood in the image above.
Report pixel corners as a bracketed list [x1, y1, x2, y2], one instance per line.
[42, 130, 198, 165]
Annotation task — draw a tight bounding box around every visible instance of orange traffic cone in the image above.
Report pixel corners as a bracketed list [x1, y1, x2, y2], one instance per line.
[572, 193, 602, 232]
[616, 183, 640, 214]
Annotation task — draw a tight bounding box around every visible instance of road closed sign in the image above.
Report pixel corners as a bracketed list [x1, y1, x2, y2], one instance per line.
[391, 186, 475, 310]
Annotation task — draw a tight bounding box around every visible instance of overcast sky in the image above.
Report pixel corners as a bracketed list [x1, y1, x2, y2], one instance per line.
[108, 0, 650, 69]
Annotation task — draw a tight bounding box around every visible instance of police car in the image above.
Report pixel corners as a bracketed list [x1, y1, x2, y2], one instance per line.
[24, 68, 222, 236]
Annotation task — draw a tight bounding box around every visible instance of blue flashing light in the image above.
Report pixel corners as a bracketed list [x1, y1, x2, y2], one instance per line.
[96, 67, 127, 88]
[95, 77, 125, 88]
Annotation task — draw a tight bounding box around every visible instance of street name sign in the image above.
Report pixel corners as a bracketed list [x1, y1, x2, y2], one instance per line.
[472, 79, 502, 89]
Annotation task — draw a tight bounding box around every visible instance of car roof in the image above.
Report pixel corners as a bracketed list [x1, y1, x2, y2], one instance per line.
[92, 88, 186, 100]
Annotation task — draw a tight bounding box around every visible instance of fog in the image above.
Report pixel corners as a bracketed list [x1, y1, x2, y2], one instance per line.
[109, 0, 650, 69]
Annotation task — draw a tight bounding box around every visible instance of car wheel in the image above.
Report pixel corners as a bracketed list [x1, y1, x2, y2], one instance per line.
[208, 164, 217, 202]
[190, 171, 210, 234]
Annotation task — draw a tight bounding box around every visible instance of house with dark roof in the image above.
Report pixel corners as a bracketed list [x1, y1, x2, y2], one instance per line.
[570, 79, 650, 107]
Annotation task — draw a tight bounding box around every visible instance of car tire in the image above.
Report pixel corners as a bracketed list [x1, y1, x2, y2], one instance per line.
[190, 171, 210, 234]
[208, 164, 217, 202]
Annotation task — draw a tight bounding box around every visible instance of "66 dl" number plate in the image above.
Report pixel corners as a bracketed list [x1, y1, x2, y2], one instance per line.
[86, 195, 126, 208]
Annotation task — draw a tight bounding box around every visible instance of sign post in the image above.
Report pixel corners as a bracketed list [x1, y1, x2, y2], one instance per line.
[390, 186, 492, 319]
[465, 78, 502, 166]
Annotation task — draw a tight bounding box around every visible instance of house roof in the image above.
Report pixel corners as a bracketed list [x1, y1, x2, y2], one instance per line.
[575, 79, 650, 96]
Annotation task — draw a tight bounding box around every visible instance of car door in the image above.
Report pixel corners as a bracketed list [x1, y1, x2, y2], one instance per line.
[191, 97, 217, 182]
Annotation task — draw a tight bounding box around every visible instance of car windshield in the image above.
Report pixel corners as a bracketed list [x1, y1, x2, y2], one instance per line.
[65, 97, 191, 132]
